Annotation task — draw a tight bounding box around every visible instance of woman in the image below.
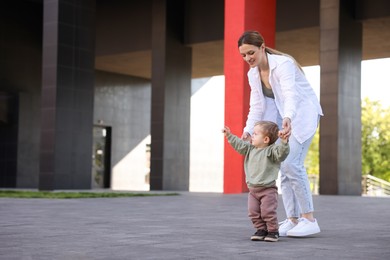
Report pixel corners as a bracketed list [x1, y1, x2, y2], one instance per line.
[237, 30, 323, 237]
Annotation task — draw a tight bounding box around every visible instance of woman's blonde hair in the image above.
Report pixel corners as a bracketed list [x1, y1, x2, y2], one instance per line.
[238, 30, 304, 73]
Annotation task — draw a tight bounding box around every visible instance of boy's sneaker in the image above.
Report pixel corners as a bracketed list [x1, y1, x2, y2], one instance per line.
[287, 218, 321, 237]
[278, 219, 297, 236]
[250, 229, 267, 241]
[264, 231, 279, 242]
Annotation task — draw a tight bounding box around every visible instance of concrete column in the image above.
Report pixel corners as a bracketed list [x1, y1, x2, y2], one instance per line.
[223, 0, 276, 193]
[150, 0, 192, 190]
[319, 0, 362, 195]
[40, 0, 95, 190]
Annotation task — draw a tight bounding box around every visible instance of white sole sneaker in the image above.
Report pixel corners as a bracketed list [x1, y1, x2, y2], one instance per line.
[278, 219, 297, 237]
[287, 218, 321, 237]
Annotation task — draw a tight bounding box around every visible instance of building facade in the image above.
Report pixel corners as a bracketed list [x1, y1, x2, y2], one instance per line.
[1, 0, 389, 194]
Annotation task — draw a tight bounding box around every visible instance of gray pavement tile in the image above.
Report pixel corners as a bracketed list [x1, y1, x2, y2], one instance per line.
[1, 193, 390, 260]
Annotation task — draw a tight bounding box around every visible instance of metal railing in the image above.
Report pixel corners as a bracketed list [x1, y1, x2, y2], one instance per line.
[362, 174, 390, 196]
[308, 174, 390, 197]
[308, 174, 319, 195]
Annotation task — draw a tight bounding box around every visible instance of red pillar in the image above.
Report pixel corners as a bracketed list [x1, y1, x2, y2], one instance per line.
[223, 0, 276, 193]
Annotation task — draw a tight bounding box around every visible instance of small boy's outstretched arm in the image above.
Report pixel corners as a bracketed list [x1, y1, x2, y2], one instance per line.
[222, 125, 250, 155]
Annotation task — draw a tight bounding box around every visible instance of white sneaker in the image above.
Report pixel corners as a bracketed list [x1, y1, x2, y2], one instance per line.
[278, 219, 297, 236]
[287, 218, 321, 237]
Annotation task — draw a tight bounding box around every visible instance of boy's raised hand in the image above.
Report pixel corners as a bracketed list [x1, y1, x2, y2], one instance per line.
[278, 130, 289, 143]
[222, 126, 231, 136]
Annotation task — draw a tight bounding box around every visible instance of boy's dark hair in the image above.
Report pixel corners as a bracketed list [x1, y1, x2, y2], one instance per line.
[255, 121, 279, 145]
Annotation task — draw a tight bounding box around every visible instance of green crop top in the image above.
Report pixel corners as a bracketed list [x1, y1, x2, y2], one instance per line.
[262, 81, 275, 99]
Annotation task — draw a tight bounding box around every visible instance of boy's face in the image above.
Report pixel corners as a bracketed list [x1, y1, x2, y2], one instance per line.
[251, 125, 269, 148]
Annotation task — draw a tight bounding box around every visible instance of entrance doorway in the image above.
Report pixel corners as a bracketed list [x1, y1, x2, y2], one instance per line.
[92, 126, 111, 189]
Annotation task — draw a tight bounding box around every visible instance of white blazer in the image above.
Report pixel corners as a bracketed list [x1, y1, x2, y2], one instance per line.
[243, 53, 323, 144]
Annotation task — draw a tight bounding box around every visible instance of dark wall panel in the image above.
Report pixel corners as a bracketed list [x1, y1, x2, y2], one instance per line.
[0, 94, 18, 187]
[183, 0, 224, 44]
[95, 0, 153, 55]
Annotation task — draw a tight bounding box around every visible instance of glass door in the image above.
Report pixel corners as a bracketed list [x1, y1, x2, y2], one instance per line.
[92, 126, 111, 188]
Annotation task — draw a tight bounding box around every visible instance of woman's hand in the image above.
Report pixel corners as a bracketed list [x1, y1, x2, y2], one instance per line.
[241, 132, 252, 142]
[281, 117, 292, 138]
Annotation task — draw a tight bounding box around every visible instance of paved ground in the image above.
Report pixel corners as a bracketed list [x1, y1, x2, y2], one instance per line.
[1, 192, 390, 260]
